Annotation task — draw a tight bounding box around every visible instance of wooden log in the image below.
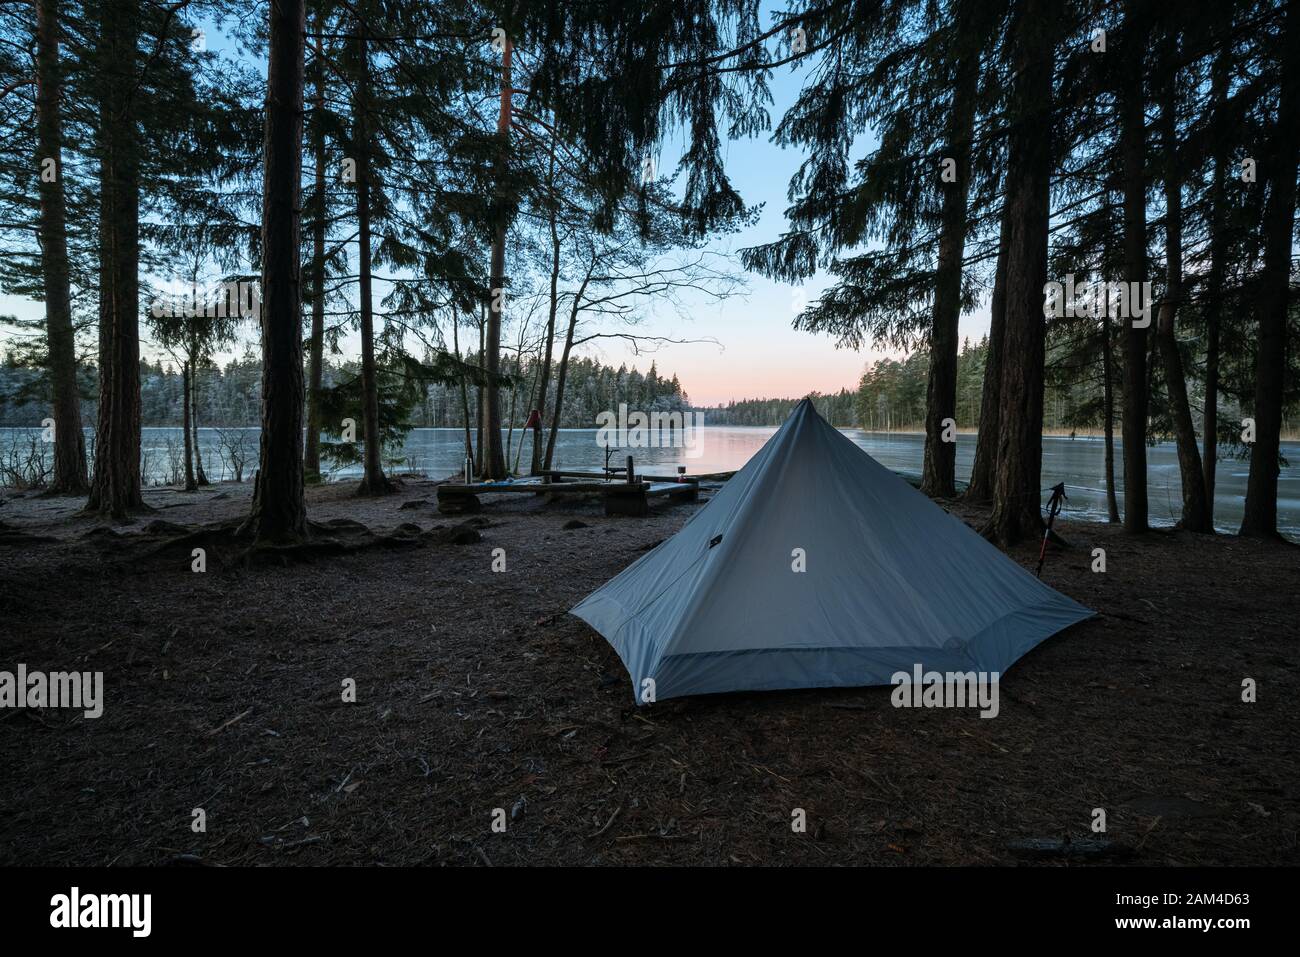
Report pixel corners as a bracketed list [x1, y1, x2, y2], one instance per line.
[543, 469, 618, 482]
[645, 481, 697, 498]
[544, 468, 700, 483]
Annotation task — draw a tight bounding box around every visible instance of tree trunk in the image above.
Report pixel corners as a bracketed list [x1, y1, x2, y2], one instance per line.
[304, 22, 327, 482]
[1201, 37, 1231, 522]
[983, 0, 1056, 546]
[963, 190, 1012, 504]
[1241, 0, 1299, 539]
[1201, 220, 1223, 515]
[191, 352, 208, 485]
[452, 317, 473, 469]
[531, 156, 561, 476]
[475, 310, 484, 475]
[243, 0, 307, 543]
[517, 350, 540, 474]
[1119, 1, 1150, 534]
[921, 14, 978, 499]
[86, 0, 144, 519]
[1101, 308, 1120, 522]
[506, 343, 523, 468]
[35, 0, 86, 495]
[182, 361, 196, 491]
[1153, 52, 1209, 533]
[544, 298, 582, 471]
[353, 25, 388, 496]
[481, 38, 512, 480]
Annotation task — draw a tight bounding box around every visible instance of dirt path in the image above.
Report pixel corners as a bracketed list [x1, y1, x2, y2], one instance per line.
[1, 480, 1296, 865]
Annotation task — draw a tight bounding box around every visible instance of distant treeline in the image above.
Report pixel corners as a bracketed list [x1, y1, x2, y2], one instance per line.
[695, 339, 1051, 430]
[0, 350, 689, 430]
[856, 337, 1279, 439]
[695, 391, 858, 426]
[5, 339, 1286, 439]
[697, 333, 1290, 439]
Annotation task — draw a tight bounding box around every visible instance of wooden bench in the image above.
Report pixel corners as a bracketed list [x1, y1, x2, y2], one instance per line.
[437, 475, 699, 516]
[436, 478, 547, 513]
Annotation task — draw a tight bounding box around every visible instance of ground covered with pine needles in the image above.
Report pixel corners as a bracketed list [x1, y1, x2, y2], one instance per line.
[1, 478, 1296, 866]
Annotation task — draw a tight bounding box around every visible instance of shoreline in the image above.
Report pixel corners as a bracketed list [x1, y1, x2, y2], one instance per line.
[4, 424, 1299, 441]
[4, 470, 1297, 543]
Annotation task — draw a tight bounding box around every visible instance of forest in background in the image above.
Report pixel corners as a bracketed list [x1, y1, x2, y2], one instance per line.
[0, 350, 690, 430]
[0, 0, 1296, 544]
[8, 333, 1285, 436]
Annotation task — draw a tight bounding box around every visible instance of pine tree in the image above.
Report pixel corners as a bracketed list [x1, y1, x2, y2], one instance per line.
[86, 0, 145, 518]
[983, 0, 1061, 546]
[243, 0, 307, 542]
[349, 10, 390, 496]
[1241, 0, 1299, 538]
[921, 0, 983, 498]
[34, 0, 87, 494]
[1117, 0, 1151, 535]
[1152, 18, 1210, 532]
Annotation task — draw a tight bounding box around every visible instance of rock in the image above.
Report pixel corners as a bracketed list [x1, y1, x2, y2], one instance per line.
[398, 499, 428, 510]
[562, 519, 589, 530]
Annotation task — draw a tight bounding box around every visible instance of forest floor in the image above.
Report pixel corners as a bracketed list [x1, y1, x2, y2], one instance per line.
[0, 477, 1296, 866]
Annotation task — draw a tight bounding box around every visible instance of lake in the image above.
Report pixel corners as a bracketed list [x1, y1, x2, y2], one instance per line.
[2, 425, 1297, 539]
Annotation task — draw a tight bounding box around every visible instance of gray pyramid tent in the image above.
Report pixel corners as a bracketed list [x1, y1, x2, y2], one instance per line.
[572, 399, 1093, 703]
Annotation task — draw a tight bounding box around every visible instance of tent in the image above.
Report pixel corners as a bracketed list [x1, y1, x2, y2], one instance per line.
[571, 399, 1094, 703]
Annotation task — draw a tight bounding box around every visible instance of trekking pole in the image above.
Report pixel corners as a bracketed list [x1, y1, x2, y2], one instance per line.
[1035, 482, 1067, 578]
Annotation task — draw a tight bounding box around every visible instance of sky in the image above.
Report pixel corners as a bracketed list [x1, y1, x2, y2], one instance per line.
[0, 10, 996, 409]
[529, 41, 996, 406]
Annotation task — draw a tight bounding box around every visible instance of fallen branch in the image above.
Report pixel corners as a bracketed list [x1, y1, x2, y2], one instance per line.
[588, 803, 623, 839]
[205, 708, 253, 736]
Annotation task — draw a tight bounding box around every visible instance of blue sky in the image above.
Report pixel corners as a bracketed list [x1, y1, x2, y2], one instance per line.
[596, 40, 995, 406]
